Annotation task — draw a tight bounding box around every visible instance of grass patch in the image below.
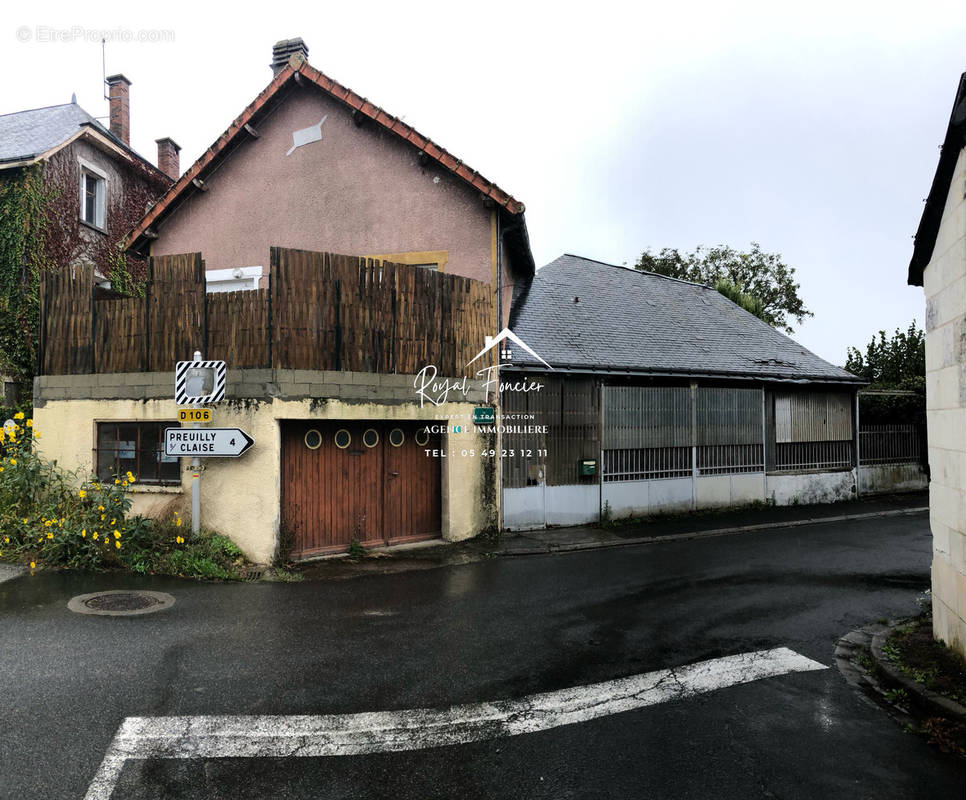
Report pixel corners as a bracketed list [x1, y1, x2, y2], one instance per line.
[883, 616, 966, 707]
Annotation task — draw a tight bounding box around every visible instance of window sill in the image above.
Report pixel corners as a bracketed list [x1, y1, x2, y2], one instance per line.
[128, 484, 183, 495]
[79, 219, 108, 235]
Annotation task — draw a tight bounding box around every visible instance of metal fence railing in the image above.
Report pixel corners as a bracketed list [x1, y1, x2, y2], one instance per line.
[774, 440, 853, 471]
[859, 424, 921, 465]
[697, 444, 765, 475]
[603, 447, 692, 481]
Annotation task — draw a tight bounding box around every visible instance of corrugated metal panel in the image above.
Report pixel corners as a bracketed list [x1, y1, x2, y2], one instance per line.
[775, 391, 853, 443]
[501, 375, 598, 487]
[696, 387, 762, 445]
[603, 386, 691, 449]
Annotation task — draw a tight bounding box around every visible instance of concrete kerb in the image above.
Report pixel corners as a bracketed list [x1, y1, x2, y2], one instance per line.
[870, 625, 966, 723]
[500, 507, 930, 556]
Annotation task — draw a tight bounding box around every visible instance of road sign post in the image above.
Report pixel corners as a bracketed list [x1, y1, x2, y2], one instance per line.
[173, 354, 252, 535]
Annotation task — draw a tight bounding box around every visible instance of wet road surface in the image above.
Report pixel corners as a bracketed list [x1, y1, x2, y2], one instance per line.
[1, 512, 964, 798]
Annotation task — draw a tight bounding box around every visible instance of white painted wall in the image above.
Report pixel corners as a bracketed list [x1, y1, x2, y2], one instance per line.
[766, 470, 855, 506]
[858, 463, 928, 495]
[503, 485, 546, 530]
[922, 145, 966, 658]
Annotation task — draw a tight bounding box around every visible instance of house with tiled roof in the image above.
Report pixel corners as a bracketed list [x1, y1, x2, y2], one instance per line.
[0, 81, 173, 399]
[124, 38, 532, 317]
[35, 38, 533, 563]
[501, 254, 924, 529]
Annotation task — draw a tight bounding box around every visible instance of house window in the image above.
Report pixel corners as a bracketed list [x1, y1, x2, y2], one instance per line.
[365, 250, 449, 272]
[78, 160, 107, 229]
[95, 422, 180, 485]
[205, 266, 263, 293]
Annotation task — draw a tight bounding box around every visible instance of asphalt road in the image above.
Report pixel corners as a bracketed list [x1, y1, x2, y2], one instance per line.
[1, 512, 964, 799]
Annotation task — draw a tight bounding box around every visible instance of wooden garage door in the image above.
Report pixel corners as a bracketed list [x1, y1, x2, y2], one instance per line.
[281, 421, 441, 558]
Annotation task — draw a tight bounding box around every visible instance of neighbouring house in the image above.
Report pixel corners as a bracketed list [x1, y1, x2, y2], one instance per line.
[33, 38, 534, 563]
[0, 77, 175, 402]
[501, 255, 926, 529]
[907, 70, 966, 657]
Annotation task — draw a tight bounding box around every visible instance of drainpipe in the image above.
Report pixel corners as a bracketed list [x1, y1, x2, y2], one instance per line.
[855, 392, 862, 498]
[495, 214, 522, 534]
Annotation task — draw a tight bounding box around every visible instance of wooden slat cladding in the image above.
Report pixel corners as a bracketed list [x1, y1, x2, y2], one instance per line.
[206, 289, 269, 366]
[40, 247, 494, 376]
[146, 253, 206, 370]
[603, 386, 691, 450]
[773, 390, 853, 443]
[94, 297, 145, 373]
[40, 265, 95, 375]
[502, 375, 599, 488]
[281, 421, 441, 557]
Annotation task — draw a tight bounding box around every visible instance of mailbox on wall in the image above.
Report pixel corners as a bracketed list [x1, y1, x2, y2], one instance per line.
[579, 459, 597, 477]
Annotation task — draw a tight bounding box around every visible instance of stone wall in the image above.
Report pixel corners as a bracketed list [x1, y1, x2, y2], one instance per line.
[922, 145, 966, 657]
[33, 369, 493, 564]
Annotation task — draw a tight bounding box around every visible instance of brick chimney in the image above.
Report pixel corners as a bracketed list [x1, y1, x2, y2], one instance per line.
[106, 74, 132, 146]
[155, 137, 181, 180]
[271, 38, 309, 75]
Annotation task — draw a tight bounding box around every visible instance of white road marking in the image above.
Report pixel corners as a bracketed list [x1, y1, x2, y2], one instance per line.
[85, 646, 826, 799]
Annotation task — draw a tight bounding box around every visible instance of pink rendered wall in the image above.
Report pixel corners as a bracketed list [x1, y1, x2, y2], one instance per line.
[152, 87, 497, 287]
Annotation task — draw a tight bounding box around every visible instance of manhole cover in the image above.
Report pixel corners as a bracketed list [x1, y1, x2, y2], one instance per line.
[68, 590, 175, 617]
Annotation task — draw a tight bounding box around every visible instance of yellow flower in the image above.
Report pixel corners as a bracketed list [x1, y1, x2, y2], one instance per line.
[26, 419, 32, 428]
[122, 480, 128, 487]
[126, 471, 135, 482]
[100, 514, 105, 521]
[9, 459, 15, 466]
[114, 479, 120, 485]
[13, 412, 23, 420]
[97, 505, 105, 512]
[175, 517, 182, 528]
[81, 530, 86, 538]
[44, 520, 52, 527]
[29, 561, 35, 569]
[175, 535, 184, 544]
[93, 482, 100, 490]
[110, 519, 115, 525]
[34, 432, 41, 439]
[78, 490, 86, 499]
[3, 536, 7, 543]
[0, 467, 4, 473]
[92, 532, 98, 540]
[46, 532, 53, 539]
[115, 540, 121, 549]
[21, 518, 26, 524]
[113, 530, 120, 539]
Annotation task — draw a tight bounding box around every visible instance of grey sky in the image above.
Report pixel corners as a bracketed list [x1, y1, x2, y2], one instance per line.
[3, 1, 962, 366]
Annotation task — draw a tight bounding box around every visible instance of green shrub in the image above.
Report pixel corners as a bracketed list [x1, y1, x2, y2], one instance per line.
[0, 413, 247, 580]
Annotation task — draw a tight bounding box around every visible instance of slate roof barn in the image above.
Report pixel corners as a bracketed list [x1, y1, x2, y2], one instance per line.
[508, 254, 862, 384]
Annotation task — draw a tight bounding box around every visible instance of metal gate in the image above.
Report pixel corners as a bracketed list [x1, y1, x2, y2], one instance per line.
[281, 421, 441, 558]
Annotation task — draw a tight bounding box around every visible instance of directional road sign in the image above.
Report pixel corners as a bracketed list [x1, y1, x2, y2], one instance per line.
[164, 427, 254, 458]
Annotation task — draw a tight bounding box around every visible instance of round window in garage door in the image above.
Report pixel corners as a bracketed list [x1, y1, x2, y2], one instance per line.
[363, 428, 379, 448]
[304, 429, 322, 450]
[414, 427, 430, 447]
[388, 428, 405, 447]
[334, 428, 351, 449]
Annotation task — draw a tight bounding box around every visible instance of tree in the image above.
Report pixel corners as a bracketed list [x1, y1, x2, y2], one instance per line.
[711, 278, 765, 321]
[845, 322, 925, 427]
[635, 242, 812, 333]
